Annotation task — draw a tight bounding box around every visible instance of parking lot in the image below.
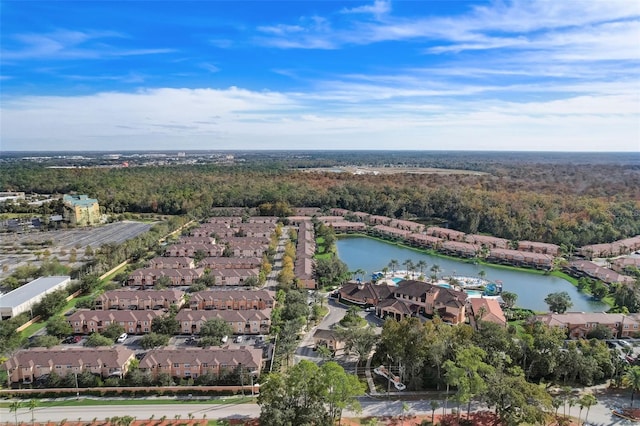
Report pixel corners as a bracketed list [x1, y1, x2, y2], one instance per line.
[0, 220, 154, 280]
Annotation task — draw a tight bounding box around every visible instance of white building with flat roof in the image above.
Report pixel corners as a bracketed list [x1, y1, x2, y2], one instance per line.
[0, 276, 71, 319]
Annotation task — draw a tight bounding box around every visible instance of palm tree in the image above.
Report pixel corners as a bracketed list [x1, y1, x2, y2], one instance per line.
[568, 396, 577, 419]
[388, 259, 399, 274]
[478, 269, 487, 280]
[623, 366, 640, 407]
[416, 260, 427, 277]
[28, 399, 38, 426]
[430, 264, 441, 277]
[9, 401, 22, 424]
[430, 400, 439, 424]
[402, 259, 413, 277]
[579, 393, 597, 425]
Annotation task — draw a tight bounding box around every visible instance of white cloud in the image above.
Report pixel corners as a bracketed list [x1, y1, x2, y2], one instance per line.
[341, 1, 391, 19]
[2, 29, 174, 60]
[199, 63, 220, 73]
[1, 86, 637, 152]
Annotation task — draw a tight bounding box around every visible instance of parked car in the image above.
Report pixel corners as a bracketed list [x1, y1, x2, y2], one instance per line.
[221, 335, 228, 343]
[235, 335, 244, 343]
[116, 333, 128, 343]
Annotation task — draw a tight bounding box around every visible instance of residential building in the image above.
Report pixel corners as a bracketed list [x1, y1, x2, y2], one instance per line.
[175, 309, 271, 335]
[371, 225, 412, 240]
[488, 248, 554, 269]
[207, 268, 260, 286]
[148, 257, 195, 269]
[199, 257, 262, 269]
[165, 243, 223, 257]
[465, 234, 510, 249]
[127, 268, 204, 287]
[440, 241, 479, 258]
[189, 290, 275, 310]
[138, 347, 263, 379]
[67, 309, 165, 334]
[5, 347, 135, 384]
[517, 241, 560, 256]
[95, 289, 185, 311]
[426, 227, 466, 242]
[530, 312, 640, 339]
[566, 261, 635, 285]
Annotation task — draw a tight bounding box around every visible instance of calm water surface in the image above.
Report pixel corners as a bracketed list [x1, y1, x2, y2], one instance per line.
[336, 236, 608, 313]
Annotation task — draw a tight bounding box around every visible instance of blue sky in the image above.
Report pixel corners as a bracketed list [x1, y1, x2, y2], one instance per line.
[1, 0, 639, 152]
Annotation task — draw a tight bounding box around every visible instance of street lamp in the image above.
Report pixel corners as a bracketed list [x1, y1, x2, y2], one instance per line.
[74, 370, 79, 400]
[239, 363, 244, 397]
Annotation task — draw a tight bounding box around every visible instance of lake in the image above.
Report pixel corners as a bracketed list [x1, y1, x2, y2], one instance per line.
[336, 236, 608, 312]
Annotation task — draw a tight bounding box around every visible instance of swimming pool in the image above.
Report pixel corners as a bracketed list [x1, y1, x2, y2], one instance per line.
[392, 277, 404, 284]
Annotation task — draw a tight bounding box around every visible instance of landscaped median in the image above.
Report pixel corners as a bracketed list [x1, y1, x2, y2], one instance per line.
[0, 385, 260, 400]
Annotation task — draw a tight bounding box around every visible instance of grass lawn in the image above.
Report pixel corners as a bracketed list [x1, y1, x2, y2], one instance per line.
[0, 397, 255, 408]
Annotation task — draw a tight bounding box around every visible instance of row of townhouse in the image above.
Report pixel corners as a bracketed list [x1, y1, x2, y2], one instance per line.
[531, 312, 640, 339]
[95, 289, 184, 310]
[566, 260, 635, 285]
[96, 288, 273, 312]
[488, 248, 555, 269]
[5, 347, 135, 384]
[128, 268, 204, 287]
[338, 279, 468, 325]
[295, 221, 316, 289]
[610, 257, 640, 275]
[127, 267, 260, 287]
[578, 235, 640, 259]
[166, 243, 224, 257]
[175, 309, 271, 335]
[67, 309, 165, 334]
[149, 255, 262, 270]
[328, 208, 561, 258]
[4, 346, 264, 384]
[188, 289, 275, 310]
[138, 347, 263, 380]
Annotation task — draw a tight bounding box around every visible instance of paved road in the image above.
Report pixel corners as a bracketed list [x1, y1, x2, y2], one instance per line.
[3, 394, 635, 425]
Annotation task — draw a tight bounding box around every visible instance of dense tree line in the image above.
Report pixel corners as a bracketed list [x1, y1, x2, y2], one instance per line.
[375, 316, 622, 425]
[1, 161, 638, 246]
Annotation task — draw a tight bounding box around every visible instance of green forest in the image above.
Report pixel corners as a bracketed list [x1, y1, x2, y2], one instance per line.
[1, 156, 638, 247]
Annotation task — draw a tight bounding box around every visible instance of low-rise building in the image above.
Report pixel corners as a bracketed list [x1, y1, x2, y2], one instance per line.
[376, 280, 468, 325]
[0, 276, 72, 319]
[199, 257, 262, 270]
[530, 312, 640, 339]
[95, 289, 185, 311]
[175, 309, 271, 335]
[426, 227, 466, 242]
[440, 241, 479, 258]
[67, 309, 165, 334]
[338, 281, 393, 306]
[127, 268, 204, 287]
[488, 248, 554, 269]
[148, 257, 195, 269]
[517, 241, 560, 256]
[5, 347, 135, 384]
[313, 329, 345, 352]
[468, 298, 507, 329]
[139, 347, 263, 380]
[189, 289, 275, 310]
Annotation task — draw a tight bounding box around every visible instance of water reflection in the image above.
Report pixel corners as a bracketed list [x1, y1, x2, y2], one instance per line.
[336, 236, 608, 312]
